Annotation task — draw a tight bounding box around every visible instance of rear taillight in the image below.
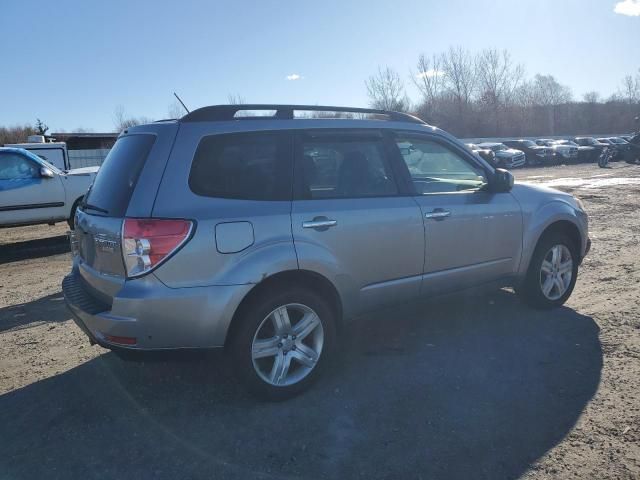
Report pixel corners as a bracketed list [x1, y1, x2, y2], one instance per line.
[122, 218, 193, 278]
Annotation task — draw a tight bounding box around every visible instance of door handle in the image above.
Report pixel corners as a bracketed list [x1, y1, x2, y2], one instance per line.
[424, 209, 451, 220]
[302, 218, 337, 229]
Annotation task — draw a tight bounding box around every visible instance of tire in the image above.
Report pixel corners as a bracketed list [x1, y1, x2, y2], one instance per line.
[519, 232, 579, 309]
[229, 287, 336, 401]
[67, 198, 82, 229]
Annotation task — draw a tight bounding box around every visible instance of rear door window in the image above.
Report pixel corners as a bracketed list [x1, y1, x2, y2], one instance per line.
[189, 132, 292, 201]
[296, 131, 398, 199]
[83, 134, 155, 217]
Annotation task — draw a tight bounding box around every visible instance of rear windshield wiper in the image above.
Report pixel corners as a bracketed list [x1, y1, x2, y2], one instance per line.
[82, 203, 109, 214]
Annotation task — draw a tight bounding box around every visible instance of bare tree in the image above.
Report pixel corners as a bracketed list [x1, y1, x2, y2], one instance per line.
[531, 74, 572, 106]
[440, 46, 477, 134]
[441, 47, 476, 105]
[167, 100, 186, 119]
[620, 72, 640, 104]
[227, 94, 246, 104]
[365, 67, 410, 112]
[476, 49, 524, 132]
[529, 74, 572, 135]
[113, 105, 153, 132]
[583, 91, 601, 103]
[412, 54, 445, 109]
[0, 124, 37, 144]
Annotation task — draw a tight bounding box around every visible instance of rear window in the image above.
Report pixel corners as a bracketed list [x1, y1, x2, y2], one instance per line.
[189, 132, 291, 200]
[83, 134, 155, 217]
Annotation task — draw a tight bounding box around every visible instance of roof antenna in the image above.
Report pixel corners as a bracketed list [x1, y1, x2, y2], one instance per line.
[173, 92, 190, 114]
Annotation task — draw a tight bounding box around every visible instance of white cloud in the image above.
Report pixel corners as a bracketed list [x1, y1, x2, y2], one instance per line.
[416, 69, 445, 79]
[614, 0, 640, 16]
[286, 73, 303, 81]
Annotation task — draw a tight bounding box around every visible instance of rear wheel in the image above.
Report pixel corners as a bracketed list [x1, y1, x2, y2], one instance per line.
[229, 288, 336, 400]
[519, 232, 579, 309]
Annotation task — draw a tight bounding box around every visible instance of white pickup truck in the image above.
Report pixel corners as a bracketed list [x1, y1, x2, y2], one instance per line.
[0, 147, 97, 228]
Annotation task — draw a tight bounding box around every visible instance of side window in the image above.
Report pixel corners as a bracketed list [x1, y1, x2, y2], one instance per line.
[0, 153, 40, 180]
[298, 133, 398, 199]
[395, 135, 487, 194]
[189, 132, 291, 201]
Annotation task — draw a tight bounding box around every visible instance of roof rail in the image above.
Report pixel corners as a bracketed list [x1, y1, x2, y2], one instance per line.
[180, 104, 425, 124]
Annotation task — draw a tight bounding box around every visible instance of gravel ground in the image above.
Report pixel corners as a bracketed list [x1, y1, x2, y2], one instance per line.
[0, 162, 638, 479]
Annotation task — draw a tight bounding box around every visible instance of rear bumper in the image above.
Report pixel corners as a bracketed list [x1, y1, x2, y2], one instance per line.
[62, 267, 252, 350]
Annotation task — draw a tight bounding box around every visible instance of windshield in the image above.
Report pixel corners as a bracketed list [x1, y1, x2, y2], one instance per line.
[21, 149, 63, 174]
[520, 140, 536, 147]
[82, 134, 155, 216]
[489, 144, 507, 152]
[609, 137, 625, 144]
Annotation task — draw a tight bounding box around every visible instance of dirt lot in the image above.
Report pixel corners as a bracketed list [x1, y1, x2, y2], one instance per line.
[1, 162, 638, 479]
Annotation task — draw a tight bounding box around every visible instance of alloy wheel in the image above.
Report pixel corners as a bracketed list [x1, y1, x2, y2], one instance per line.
[251, 303, 324, 387]
[539, 244, 573, 301]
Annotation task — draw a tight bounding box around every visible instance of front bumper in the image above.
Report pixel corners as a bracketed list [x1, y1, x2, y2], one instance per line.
[62, 268, 252, 350]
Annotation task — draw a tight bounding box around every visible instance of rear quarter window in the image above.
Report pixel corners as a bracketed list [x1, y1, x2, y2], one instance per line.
[189, 132, 292, 201]
[83, 134, 155, 217]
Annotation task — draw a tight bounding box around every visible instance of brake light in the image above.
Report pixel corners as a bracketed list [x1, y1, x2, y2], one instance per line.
[122, 218, 193, 278]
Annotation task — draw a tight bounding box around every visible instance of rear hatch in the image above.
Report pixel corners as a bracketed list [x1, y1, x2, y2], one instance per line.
[74, 132, 159, 301]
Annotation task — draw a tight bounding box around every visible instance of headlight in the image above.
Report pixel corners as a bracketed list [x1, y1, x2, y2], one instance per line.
[574, 196, 586, 211]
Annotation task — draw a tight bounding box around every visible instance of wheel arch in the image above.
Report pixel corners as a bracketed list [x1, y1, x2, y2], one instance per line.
[224, 269, 343, 347]
[523, 219, 582, 277]
[68, 195, 84, 228]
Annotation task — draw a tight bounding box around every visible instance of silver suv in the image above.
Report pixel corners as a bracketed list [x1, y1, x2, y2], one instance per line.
[63, 105, 590, 399]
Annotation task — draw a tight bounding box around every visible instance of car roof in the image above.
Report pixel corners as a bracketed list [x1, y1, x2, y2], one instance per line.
[477, 142, 503, 147]
[0, 146, 35, 156]
[0, 146, 49, 165]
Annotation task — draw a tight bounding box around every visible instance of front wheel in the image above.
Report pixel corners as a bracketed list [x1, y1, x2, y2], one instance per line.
[519, 232, 579, 309]
[67, 197, 82, 229]
[229, 288, 336, 400]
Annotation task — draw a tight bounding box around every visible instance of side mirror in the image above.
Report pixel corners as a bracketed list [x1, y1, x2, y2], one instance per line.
[40, 167, 54, 178]
[490, 168, 514, 193]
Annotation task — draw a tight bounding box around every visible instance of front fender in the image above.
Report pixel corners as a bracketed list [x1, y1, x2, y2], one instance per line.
[518, 200, 588, 276]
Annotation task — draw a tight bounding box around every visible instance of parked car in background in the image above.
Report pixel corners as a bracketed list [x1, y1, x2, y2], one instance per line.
[536, 139, 579, 162]
[574, 137, 608, 162]
[596, 138, 625, 161]
[476, 142, 526, 168]
[607, 137, 637, 163]
[503, 139, 555, 166]
[4, 136, 70, 170]
[62, 104, 590, 399]
[466, 143, 496, 165]
[554, 139, 593, 163]
[0, 147, 97, 228]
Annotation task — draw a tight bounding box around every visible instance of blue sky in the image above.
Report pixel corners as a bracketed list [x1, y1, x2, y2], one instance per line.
[1, 0, 638, 132]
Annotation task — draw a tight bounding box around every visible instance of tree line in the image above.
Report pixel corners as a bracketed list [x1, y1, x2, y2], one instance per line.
[366, 47, 640, 138]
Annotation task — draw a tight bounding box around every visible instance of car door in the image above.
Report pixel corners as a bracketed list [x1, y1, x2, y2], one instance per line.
[291, 129, 425, 316]
[0, 151, 66, 226]
[390, 131, 523, 296]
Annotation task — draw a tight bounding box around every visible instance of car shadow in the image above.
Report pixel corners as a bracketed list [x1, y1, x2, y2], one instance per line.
[0, 289, 601, 480]
[0, 234, 69, 264]
[0, 292, 69, 333]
